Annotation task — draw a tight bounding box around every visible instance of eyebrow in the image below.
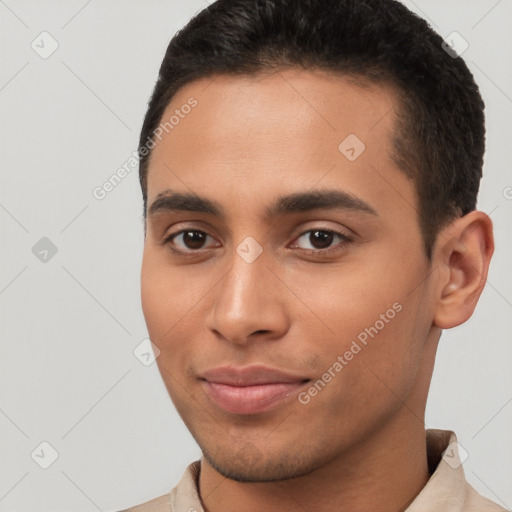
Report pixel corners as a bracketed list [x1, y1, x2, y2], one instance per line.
[147, 189, 378, 220]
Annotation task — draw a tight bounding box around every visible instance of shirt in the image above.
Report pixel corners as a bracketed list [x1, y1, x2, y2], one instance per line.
[120, 429, 509, 512]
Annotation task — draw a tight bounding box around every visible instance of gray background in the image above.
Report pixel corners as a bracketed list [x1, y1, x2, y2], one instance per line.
[0, 0, 511, 510]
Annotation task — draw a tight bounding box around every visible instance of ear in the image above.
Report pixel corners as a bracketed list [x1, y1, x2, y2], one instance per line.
[432, 210, 494, 329]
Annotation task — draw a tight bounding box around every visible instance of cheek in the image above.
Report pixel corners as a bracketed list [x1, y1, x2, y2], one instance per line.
[141, 251, 193, 331]
[140, 256, 213, 382]
[141, 263, 199, 397]
[140, 254, 185, 350]
[140, 266, 167, 338]
[298, 266, 402, 343]
[300, 304, 424, 440]
[301, 263, 427, 393]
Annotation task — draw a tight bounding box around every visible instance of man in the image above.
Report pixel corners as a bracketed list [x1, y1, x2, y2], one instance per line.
[122, 0, 507, 510]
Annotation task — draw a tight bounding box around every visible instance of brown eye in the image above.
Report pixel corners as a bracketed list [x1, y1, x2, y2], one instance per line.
[292, 228, 352, 253]
[180, 231, 207, 250]
[165, 230, 219, 253]
[308, 230, 334, 249]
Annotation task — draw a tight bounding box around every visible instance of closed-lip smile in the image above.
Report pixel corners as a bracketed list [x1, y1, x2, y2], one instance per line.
[199, 365, 311, 415]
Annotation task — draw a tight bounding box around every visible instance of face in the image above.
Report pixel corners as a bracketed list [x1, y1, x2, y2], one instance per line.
[141, 68, 438, 481]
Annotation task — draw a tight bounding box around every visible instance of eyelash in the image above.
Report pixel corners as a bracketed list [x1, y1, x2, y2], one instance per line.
[162, 227, 353, 258]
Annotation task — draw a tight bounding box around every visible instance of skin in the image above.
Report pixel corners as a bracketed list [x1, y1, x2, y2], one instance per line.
[140, 68, 494, 512]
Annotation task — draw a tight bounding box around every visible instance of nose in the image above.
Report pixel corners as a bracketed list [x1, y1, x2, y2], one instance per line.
[205, 244, 289, 346]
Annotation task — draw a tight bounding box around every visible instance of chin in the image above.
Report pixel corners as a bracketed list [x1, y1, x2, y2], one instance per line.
[200, 443, 321, 483]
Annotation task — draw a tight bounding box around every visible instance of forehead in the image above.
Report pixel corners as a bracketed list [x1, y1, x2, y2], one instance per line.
[152, 68, 397, 159]
[146, 68, 415, 222]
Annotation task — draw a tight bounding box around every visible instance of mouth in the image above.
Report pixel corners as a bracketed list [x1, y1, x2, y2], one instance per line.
[199, 365, 311, 415]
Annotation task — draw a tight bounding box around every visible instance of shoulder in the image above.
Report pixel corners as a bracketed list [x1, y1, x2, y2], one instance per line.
[465, 482, 510, 512]
[420, 429, 509, 512]
[116, 460, 202, 512]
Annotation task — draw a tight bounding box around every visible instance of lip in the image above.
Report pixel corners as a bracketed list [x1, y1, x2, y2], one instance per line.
[199, 365, 310, 415]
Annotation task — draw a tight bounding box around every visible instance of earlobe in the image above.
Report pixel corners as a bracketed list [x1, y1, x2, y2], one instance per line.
[433, 211, 494, 329]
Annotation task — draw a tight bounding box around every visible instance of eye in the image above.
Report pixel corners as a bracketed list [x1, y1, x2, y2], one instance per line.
[290, 228, 352, 254]
[163, 227, 353, 258]
[163, 230, 220, 255]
